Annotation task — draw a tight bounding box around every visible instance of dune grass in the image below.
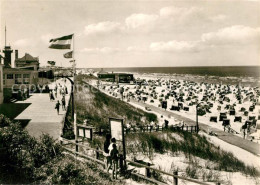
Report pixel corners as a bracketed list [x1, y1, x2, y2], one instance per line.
[126, 131, 260, 177]
[64, 74, 157, 133]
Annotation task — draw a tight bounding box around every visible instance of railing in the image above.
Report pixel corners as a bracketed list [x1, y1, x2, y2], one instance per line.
[59, 137, 219, 185]
[60, 94, 72, 137]
[124, 125, 198, 134]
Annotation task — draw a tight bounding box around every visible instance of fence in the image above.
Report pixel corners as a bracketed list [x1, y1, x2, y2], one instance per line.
[60, 94, 72, 137]
[60, 137, 219, 185]
[124, 125, 198, 134]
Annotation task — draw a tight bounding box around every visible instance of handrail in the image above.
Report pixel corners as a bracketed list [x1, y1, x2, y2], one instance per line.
[61, 137, 104, 154]
[60, 137, 214, 185]
[125, 159, 211, 185]
[130, 171, 168, 185]
[63, 147, 105, 165]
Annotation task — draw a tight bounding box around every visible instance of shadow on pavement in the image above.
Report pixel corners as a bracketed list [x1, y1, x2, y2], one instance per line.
[14, 119, 31, 128]
[0, 103, 31, 120]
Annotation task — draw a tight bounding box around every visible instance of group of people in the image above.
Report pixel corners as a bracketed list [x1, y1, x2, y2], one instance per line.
[103, 134, 119, 180]
[48, 82, 68, 115]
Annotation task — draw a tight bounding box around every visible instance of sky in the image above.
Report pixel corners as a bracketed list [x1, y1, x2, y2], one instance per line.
[0, 0, 259, 68]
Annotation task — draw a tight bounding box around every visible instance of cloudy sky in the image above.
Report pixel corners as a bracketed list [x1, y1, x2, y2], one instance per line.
[0, 0, 259, 68]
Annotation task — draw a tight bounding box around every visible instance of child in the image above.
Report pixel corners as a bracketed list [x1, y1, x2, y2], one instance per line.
[110, 144, 119, 180]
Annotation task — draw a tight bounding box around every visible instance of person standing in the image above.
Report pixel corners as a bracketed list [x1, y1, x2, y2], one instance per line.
[103, 134, 111, 170]
[107, 138, 117, 171]
[55, 100, 60, 115]
[110, 144, 119, 180]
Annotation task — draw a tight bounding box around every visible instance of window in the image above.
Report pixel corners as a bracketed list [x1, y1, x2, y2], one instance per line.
[15, 74, 22, 84]
[15, 74, 22, 78]
[7, 74, 13, 79]
[23, 74, 30, 78]
[23, 74, 30, 84]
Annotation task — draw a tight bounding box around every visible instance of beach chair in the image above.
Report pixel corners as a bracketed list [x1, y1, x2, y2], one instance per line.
[210, 116, 217, 122]
[234, 116, 242, 122]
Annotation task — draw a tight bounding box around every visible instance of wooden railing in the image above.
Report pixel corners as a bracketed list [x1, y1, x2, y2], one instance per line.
[124, 125, 198, 134]
[60, 137, 219, 185]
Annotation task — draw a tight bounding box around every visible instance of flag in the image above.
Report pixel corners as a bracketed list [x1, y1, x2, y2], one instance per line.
[47, 61, 56, 66]
[49, 34, 73, 49]
[64, 51, 73, 58]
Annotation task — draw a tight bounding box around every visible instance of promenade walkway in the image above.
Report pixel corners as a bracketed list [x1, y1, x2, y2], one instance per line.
[15, 78, 72, 140]
[129, 99, 260, 156]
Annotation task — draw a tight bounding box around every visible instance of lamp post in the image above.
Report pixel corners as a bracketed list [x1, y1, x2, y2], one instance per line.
[196, 103, 200, 133]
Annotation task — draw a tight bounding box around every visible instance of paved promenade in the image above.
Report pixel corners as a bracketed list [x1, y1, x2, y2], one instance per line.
[15, 78, 72, 140]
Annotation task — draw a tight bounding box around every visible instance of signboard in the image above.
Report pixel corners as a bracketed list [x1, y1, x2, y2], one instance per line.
[110, 118, 123, 141]
[77, 124, 93, 140]
[109, 118, 126, 160]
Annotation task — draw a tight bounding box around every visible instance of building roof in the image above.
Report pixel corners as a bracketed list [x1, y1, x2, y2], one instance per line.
[16, 53, 39, 62]
[3, 67, 35, 72]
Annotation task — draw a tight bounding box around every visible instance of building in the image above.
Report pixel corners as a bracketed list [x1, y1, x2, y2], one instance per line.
[97, 72, 134, 83]
[3, 68, 39, 101]
[15, 52, 40, 70]
[3, 46, 13, 68]
[0, 26, 42, 102]
[3, 68, 38, 88]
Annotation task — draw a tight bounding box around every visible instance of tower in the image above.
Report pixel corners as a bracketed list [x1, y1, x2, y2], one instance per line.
[3, 25, 13, 68]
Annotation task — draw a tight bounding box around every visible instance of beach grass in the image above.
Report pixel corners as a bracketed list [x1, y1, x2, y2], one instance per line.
[126, 131, 260, 177]
[63, 74, 157, 135]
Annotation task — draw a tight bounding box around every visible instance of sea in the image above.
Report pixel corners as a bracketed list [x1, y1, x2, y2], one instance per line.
[94, 66, 260, 77]
[87, 66, 260, 86]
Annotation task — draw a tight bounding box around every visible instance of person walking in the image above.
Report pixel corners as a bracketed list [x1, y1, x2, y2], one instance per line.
[110, 144, 119, 180]
[50, 90, 55, 101]
[55, 100, 60, 115]
[54, 89, 57, 98]
[61, 96, 66, 111]
[49, 90, 52, 101]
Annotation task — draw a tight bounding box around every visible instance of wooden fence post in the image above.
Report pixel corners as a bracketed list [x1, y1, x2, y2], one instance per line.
[96, 147, 99, 160]
[191, 126, 193, 133]
[119, 154, 125, 173]
[173, 171, 178, 185]
[146, 162, 151, 178]
[75, 139, 79, 157]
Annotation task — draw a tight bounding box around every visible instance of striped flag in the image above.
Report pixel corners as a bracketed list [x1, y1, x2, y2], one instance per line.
[64, 51, 73, 58]
[49, 34, 73, 49]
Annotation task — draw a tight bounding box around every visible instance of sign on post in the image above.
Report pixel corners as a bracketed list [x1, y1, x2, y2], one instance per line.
[77, 124, 94, 140]
[109, 118, 126, 160]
